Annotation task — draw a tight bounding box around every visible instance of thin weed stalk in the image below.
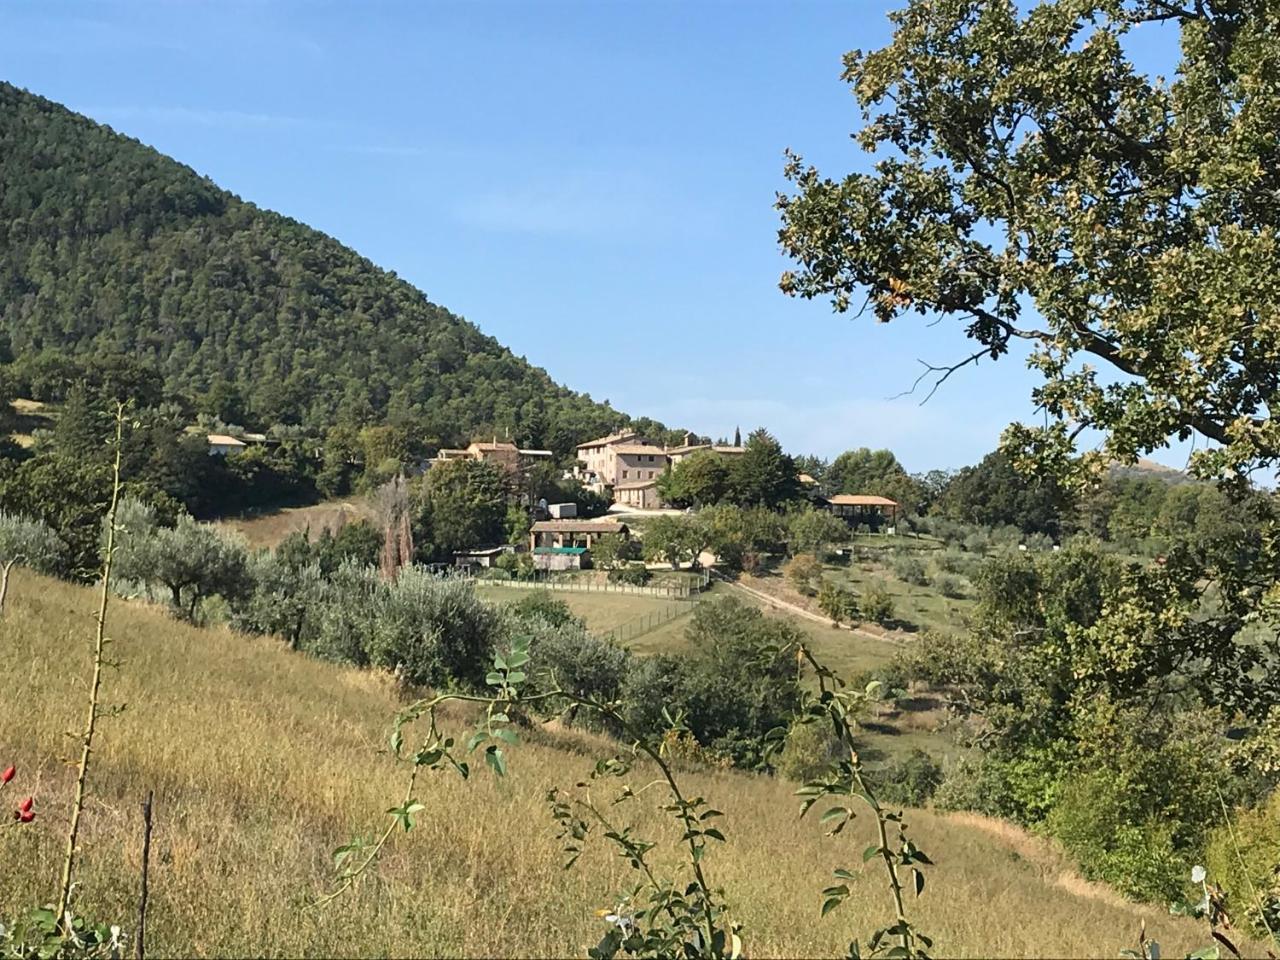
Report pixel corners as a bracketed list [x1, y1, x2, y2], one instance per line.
[55, 403, 127, 929]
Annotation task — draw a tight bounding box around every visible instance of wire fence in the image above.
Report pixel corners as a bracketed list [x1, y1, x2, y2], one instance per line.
[599, 600, 699, 644]
[468, 569, 711, 600]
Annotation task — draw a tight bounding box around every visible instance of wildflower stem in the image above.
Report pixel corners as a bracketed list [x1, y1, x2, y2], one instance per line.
[56, 403, 126, 929]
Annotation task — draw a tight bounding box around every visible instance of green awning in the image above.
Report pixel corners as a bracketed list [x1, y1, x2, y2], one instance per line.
[533, 546, 587, 555]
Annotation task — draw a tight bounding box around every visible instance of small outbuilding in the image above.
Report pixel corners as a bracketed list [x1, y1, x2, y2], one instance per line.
[207, 434, 247, 457]
[826, 494, 900, 530]
[532, 546, 589, 571]
[453, 545, 512, 570]
[529, 518, 628, 551]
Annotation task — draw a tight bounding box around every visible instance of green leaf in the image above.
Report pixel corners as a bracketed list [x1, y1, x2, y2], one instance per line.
[485, 745, 507, 777]
[820, 806, 849, 825]
[821, 897, 844, 917]
[494, 728, 520, 745]
[833, 868, 857, 881]
[485, 671, 504, 687]
[863, 844, 882, 862]
[912, 868, 924, 897]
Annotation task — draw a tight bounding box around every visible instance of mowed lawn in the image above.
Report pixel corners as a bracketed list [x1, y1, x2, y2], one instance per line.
[0, 568, 1239, 958]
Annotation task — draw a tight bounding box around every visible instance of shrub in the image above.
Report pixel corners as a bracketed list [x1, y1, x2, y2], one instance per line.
[230, 552, 324, 650]
[508, 589, 580, 628]
[817, 580, 857, 626]
[775, 719, 841, 782]
[933, 572, 967, 599]
[608, 563, 651, 586]
[365, 569, 501, 688]
[307, 561, 380, 666]
[1046, 770, 1188, 902]
[892, 554, 929, 586]
[861, 581, 895, 623]
[870, 749, 943, 807]
[0, 511, 68, 577]
[1204, 789, 1280, 937]
[523, 618, 630, 731]
[784, 553, 823, 597]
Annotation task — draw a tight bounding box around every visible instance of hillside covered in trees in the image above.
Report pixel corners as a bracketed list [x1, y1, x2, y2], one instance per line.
[0, 82, 644, 451]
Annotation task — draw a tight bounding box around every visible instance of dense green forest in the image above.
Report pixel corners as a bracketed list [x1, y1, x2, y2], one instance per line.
[0, 82, 658, 452]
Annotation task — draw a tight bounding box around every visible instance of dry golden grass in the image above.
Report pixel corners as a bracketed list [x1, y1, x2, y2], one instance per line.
[0, 569, 1234, 958]
[215, 498, 375, 549]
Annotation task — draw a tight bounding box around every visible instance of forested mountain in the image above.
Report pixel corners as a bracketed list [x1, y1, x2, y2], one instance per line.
[0, 82, 646, 451]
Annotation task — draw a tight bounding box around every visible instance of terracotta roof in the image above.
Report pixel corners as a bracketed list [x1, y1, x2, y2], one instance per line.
[709, 445, 746, 455]
[614, 480, 658, 490]
[829, 494, 898, 507]
[531, 519, 629, 534]
[611, 444, 668, 456]
[666, 443, 709, 455]
[799, 473, 817, 485]
[469, 441, 519, 453]
[207, 434, 246, 446]
[575, 431, 638, 450]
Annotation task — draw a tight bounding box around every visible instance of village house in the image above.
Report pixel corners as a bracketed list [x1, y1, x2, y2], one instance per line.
[573, 432, 668, 494]
[665, 442, 746, 467]
[207, 434, 247, 456]
[431, 439, 554, 474]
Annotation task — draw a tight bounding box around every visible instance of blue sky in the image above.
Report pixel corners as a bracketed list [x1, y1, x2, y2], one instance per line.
[0, 1, 1186, 470]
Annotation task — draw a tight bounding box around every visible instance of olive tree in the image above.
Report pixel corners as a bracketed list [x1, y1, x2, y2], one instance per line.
[112, 499, 251, 621]
[0, 511, 68, 613]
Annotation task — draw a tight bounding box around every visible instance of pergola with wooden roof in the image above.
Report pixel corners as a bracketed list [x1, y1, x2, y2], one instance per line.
[826, 494, 900, 526]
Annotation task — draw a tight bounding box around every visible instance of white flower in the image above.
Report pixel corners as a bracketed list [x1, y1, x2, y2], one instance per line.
[1191, 865, 1207, 884]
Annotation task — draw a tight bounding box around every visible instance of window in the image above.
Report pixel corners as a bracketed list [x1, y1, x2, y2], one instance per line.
[622, 470, 628, 479]
[648, 470, 654, 479]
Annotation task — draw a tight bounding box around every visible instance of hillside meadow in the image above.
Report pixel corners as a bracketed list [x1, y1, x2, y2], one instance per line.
[1, 569, 1233, 958]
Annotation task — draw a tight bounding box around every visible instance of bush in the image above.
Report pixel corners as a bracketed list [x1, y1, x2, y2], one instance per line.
[1204, 789, 1280, 937]
[892, 554, 929, 586]
[230, 552, 324, 650]
[307, 561, 381, 666]
[608, 563, 652, 586]
[365, 569, 501, 688]
[0, 511, 68, 577]
[861, 581, 895, 623]
[522, 618, 630, 731]
[870, 749, 943, 807]
[1046, 770, 1188, 902]
[784, 553, 823, 597]
[775, 719, 841, 782]
[933, 572, 968, 599]
[507, 589, 580, 628]
[817, 580, 857, 625]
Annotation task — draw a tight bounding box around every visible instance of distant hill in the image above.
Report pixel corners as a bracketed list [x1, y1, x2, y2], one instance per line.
[1110, 457, 1192, 485]
[0, 82, 656, 453]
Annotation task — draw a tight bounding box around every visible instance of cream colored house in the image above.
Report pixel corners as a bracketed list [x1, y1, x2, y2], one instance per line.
[614, 480, 661, 510]
[207, 434, 247, 456]
[665, 443, 746, 467]
[573, 431, 639, 488]
[573, 431, 668, 491]
[431, 440, 550, 475]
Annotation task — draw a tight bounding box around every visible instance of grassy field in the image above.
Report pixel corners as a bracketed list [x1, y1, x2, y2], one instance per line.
[9, 397, 56, 448]
[742, 544, 978, 640]
[0, 568, 1234, 957]
[215, 497, 376, 549]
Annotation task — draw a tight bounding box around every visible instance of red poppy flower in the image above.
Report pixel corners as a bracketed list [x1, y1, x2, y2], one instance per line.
[0, 765, 13, 785]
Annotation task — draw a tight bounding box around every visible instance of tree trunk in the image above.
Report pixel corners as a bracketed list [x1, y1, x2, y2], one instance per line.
[0, 557, 18, 616]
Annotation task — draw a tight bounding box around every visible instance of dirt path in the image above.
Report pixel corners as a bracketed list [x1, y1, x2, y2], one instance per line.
[710, 571, 907, 647]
